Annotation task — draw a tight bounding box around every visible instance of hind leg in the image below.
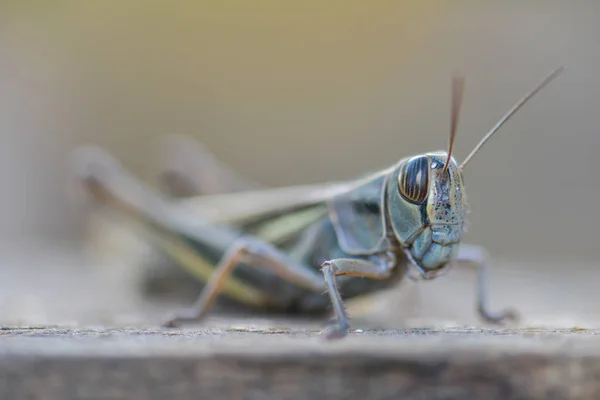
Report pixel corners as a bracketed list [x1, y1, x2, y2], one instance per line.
[163, 236, 326, 327]
[145, 135, 265, 297]
[157, 134, 261, 197]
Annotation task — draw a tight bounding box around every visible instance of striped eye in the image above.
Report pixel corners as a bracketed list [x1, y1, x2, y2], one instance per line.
[398, 155, 430, 205]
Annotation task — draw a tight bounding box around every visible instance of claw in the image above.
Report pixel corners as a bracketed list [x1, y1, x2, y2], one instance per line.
[162, 309, 205, 329]
[322, 323, 350, 340]
[162, 319, 180, 328]
[479, 307, 519, 325]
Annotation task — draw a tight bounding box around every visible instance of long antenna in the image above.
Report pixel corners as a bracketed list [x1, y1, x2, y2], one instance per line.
[444, 75, 465, 174]
[459, 65, 566, 170]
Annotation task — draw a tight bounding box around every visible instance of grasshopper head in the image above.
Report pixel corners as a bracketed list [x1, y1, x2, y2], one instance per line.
[387, 151, 465, 277]
[387, 66, 564, 279]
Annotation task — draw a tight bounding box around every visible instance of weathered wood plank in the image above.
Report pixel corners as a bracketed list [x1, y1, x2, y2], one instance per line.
[0, 327, 599, 400]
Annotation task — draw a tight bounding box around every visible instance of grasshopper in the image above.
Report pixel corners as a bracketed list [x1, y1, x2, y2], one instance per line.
[72, 66, 564, 339]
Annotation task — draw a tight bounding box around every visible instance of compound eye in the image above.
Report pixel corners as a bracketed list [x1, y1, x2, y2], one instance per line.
[398, 155, 430, 204]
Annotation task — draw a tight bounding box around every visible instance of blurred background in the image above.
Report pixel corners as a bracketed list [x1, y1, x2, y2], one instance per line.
[0, 1, 598, 329]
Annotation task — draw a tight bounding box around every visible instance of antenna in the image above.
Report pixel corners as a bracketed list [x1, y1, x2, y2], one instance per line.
[444, 75, 465, 174]
[459, 65, 566, 170]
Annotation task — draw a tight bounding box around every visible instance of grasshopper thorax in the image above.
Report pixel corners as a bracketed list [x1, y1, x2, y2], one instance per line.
[386, 151, 465, 276]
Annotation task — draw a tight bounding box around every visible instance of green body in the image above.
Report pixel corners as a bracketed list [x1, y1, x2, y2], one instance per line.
[88, 149, 464, 315]
[127, 169, 410, 314]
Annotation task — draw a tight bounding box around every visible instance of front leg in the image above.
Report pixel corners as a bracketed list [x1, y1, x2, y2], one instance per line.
[454, 244, 519, 324]
[321, 253, 395, 340]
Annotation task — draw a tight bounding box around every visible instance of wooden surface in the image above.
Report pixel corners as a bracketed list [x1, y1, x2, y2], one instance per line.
[2, 326, 600, 399]
[1, 241, 600, 399]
